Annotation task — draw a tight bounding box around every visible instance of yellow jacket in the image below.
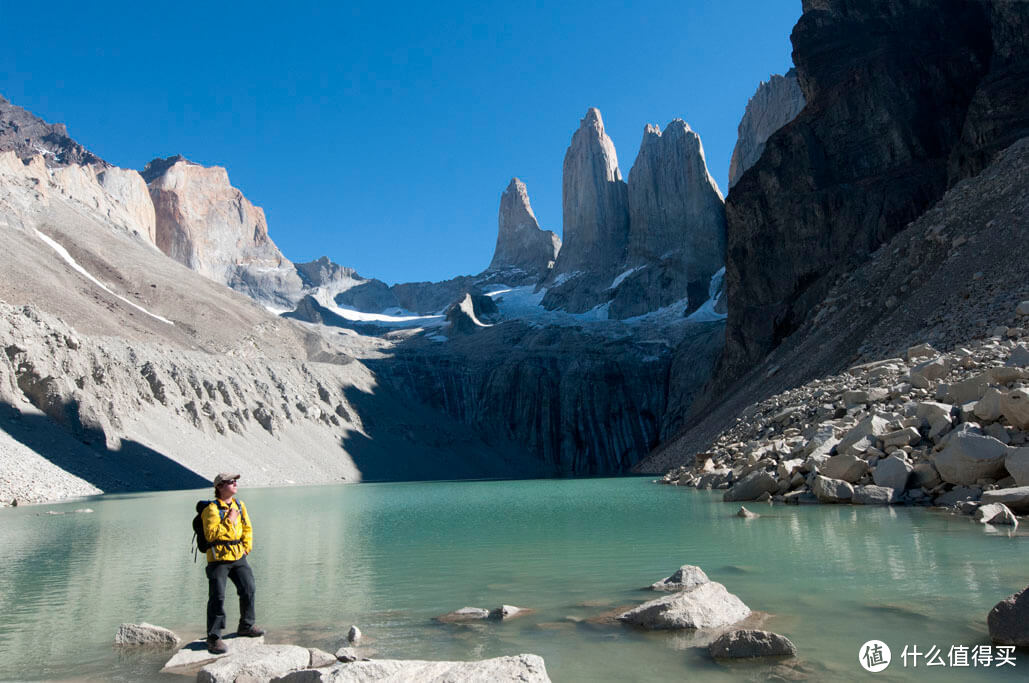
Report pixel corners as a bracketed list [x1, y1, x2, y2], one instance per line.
[202, 498, 253, 562]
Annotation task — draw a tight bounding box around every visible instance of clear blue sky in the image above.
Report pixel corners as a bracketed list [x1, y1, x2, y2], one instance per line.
[2, 1, 800, 285]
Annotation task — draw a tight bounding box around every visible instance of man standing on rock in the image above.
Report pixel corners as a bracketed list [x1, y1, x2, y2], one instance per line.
[203, 473, 264, 654]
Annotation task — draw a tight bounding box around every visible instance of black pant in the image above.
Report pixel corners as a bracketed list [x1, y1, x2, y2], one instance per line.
[206, 556, 256, 638]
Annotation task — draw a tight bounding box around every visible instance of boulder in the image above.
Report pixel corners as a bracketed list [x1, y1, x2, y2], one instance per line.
[114, 622, 181, 647]
[974, 503, 1018, 526]
[708, 629, 798, 659]
[852, 485, 899, 506]
[736, 506, 760, 519]
[915, 402, 953, 428]
[910, 357, 950, 382]
[872, 455, 913, 491]
[811, 475, 854, 503]
[820, 454, 868, 483]
[309, 648, 337, 668]
[650, 565, 710, 592]
[946, 374, 989, 404]
[932, 432, 1009, 485]
[723, 470, 778, 502]
[162, 636, 267, 674]
[906, 343, 937, 362]
[435, 607, 491, 623]
[988, 587, 1029, 647]
[272, 654, 551, 682]
[881, 427, 920, 449]
[489, 605, 529, 620]
[1006, 344, 1029, 368]
[1005, 447, 1029, 486]
[980, 486, 1029, 514]
[933, 486, 982, 507]
[974, 389, 1005, 422]
[837, 415, 890, 455]
[618, 581, 751, 630]
[911, 462, 943, 489]
[197, 643, 311, 683]
[1001, 389, 1029, 429]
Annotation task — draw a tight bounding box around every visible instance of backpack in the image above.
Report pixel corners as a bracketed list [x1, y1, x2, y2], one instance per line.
[191, 499, 244, 562]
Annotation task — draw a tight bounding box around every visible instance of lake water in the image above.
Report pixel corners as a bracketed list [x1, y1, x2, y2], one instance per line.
[1, 477, 1025, 681]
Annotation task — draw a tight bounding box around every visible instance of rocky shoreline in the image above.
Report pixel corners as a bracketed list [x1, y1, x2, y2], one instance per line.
[660, 304, 1029, 525]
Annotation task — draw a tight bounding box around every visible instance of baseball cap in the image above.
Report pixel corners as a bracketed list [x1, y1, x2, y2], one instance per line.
[213, 473, 241, 487]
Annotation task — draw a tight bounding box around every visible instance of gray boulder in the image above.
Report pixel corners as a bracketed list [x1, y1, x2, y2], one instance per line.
[736, 506, 760, 519]
[346, 625, 362, 644]
[980, 486, 1029, 514]
[1001, 389, 1029, 429]
[934, 486, 982, 507]
[162, 636, 267, 674]
[812, 475, 854, 503]
[197, 644, 311, 683]
[872, 455, 913, 491]
[434, 607, 491, 623]
[114, 622, 180, 647]
[911, 462, 942, 489]
[988, 587, 1029, 647]
[489, 605, 529, 620]
[708, 629, 798, 659]
[852, 485, 899, 505]
[723, 470, 778, 502]
[1005, 447, 1029, 486]
[932, 432, 1009, 485]
[309, 648, 337, 668]
[273, 654, 551, 682]
[837, 415, 890, 455]
[820, 454, 869, 483]
[650, 564, 710, 591]
[974, 503, 1018, 526]
[618, 581, 751, 630]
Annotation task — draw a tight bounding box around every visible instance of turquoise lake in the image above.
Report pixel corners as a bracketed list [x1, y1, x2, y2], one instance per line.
[1, 477, 1026, 681]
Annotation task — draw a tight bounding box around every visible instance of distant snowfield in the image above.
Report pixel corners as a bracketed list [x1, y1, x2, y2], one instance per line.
[35, 229, 175, 326]
[278, 269, 726, 341]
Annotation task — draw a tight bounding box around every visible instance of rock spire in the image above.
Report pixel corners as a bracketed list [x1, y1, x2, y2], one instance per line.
[488, 178, 560, 278]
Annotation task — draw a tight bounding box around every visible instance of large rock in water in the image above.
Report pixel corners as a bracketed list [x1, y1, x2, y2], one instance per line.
[609, 120, 726, 318]
[728, 69, 805, 189]
[144, 155, 302, 308]
[650, 565, 710, 591]
[618, 581, 751, 630]
[717, 0, 1029, 390]
[487, 178, 560, 279]
[988, 586, 1029, 647]
[723, 470, 777, 502]
[273, 654, 551, 682]
[114, 622, 180, 647]
[541, 108, 630, 313]
[708, 629, 798, 659]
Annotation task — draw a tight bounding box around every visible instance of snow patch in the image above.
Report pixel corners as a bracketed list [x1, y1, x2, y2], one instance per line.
[311, 289, 445, 328]
[35, 229, 174, 326]
[609, 266, 644, 290]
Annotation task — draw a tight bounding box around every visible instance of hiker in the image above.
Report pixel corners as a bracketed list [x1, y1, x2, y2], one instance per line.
[202, 472, 264, 654]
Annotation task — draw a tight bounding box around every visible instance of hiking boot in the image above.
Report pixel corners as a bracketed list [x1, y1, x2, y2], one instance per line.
[236, 625, 265, 637]
[207, 636, 228, 654]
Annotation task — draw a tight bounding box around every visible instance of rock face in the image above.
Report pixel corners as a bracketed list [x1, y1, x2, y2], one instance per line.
[728, 69, 805, 189]
[611, 120, 725, 318]
[618, 581, 751, 630]
[487, 178, 560, 278]
[542, 108, 630, 313]
[144, 156, 302, 308]
[0, 95, 105, 167]
[718, 0, 1029, 393]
